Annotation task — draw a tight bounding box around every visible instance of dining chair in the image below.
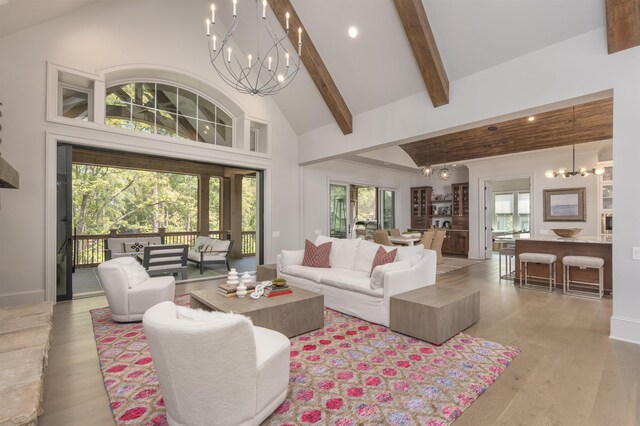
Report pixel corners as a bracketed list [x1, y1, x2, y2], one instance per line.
[421, 230, 435, 250]
[373, 230, 396, 246]
[388, 229, 401, 237]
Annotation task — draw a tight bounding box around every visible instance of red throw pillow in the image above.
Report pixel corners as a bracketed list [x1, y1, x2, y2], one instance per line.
[370, 246, 397, 276]
[302, 239, 332, 268]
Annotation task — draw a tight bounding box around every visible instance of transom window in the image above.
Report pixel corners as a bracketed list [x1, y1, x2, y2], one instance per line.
[105, 82, 233, 147]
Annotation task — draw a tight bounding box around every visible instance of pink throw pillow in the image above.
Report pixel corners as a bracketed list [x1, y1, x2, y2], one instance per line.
[370, 246, 397, 276]
[302, 240, 332, 268]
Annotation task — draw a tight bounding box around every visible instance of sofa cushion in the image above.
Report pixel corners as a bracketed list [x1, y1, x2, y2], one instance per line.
[278, 271, 323, 293]
[320, 270, 383, 298]
[302, 240, 331, 268]
[212, 239, 231, 252]
[370, 260, 413, 290]
[395, 244, 424, 262]
[370, 246, 397, 275]
[354, 239, 382, 274]
[280, 250, 304, 270]
[315, 235, 360, 270]
[123, 242, 148, 253]
[281, 264, 324, 282]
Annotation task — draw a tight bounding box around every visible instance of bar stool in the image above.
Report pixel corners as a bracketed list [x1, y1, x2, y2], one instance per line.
[498, 246, 516, 280]
[519, 252, 557, 292]
[562, 256, 605, 299]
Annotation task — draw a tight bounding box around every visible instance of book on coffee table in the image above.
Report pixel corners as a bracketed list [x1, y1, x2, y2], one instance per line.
[218, 283, 257, 294]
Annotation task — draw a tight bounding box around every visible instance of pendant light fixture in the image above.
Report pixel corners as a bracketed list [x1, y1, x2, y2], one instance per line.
[421, 143, 433, 177]
[439, 144, 451, 180]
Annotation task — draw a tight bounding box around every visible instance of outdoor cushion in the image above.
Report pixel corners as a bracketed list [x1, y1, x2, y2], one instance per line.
[108, 237, 161, 254]
[212, 239, 231, 251]
[123, 242, 148, 253]
[187, 250, 226, 262]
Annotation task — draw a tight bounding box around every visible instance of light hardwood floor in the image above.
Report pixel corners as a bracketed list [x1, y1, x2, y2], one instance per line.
[39, 259, 639, 425]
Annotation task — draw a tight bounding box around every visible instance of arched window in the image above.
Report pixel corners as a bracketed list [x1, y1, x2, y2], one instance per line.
[105, 82, 233, 147]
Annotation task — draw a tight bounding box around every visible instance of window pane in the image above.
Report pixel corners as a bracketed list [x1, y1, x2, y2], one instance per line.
[106, 83, 133, 104]
[198, 97, 216, 122]
[156, 84, 178, 113]
[250, 129, 257, 151]
[177, 89, 198, 118]
[329, 184, 347, 239]
[216, 125, 232, 147]
[61, 87, 89, 120]
[495, 194, 513, 214]
[518, 193, 530, 214]
[177, 115, 197, 140]
[197, 120, 216, 144]
[132, 106, 155, 133]
[156, 110, 177, 137]
[105, 117, 132, 130]
[216, 107, 232, 126]
[106, 102, 131, 121]
[133, 82, 155, 107]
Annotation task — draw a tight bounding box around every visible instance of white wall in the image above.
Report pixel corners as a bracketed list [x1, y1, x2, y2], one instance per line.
[301, 159, 416, 243]
[0, 0, 300, 305]
[465, 141, 607, 259]
[297, 28, 640, 344]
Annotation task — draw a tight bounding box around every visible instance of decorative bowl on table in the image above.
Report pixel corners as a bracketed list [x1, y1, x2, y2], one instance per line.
[271, 277, 287, 287]
[410, 232, 421, 238]
[551, 228, 582, 238]
[401, 233, 412, 237]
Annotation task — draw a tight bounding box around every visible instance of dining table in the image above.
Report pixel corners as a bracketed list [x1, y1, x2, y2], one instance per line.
[388, 236, 422, 246]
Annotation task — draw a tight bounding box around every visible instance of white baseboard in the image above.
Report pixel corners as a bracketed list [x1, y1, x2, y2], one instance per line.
[610, 315, 640, 345]
[0, 290, 46, 307]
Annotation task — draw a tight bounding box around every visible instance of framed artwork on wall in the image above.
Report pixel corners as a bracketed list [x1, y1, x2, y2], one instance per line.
[543, 187, 586, 222]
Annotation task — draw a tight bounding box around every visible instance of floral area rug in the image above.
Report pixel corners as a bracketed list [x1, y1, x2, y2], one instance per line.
[90, 295, 519, 425]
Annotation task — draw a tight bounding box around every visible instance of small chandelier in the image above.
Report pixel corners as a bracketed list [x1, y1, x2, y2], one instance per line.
[205, 0, 302, 96]
[545, 144, 605, 178]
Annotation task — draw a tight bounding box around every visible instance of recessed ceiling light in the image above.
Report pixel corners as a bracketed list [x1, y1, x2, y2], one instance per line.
[348, 26, 358, 38]
[528, 116, 535, 122]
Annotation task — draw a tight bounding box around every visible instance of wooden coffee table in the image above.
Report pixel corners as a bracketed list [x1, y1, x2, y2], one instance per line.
[190, 286, 324, 338]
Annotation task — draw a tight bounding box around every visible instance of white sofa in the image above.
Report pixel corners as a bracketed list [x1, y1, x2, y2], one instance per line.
[143, 301, 290, 426]
[277, 235, 437, 327]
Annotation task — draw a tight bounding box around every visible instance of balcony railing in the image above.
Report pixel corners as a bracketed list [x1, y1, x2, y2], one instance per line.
[73, 229, 256, 268]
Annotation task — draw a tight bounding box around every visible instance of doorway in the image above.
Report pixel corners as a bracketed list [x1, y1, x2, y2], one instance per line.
[484, 177, 531, 259]
[56, 144, 264, 300]
[329, 182, 397, 240]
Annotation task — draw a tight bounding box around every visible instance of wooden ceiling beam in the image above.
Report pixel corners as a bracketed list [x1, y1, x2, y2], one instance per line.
[393, 0, 449, 107]
[400, 98, 613, 166]
[267, 0, 353, 135]
[606, 0, 640, 54]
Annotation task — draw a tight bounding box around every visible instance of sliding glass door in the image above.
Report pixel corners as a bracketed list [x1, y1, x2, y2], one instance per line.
[56, 144, 73, 301]
[329, 183, 349, 238]
[379, 189, 395, 229]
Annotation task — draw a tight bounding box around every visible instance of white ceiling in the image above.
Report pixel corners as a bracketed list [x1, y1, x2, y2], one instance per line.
[0, 0, 606, 136]
[0, 0, 100, 38]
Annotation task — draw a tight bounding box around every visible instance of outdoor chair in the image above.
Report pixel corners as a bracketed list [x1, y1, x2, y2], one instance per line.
[187, 236, 234, 274]
[142, 244, 188, 280]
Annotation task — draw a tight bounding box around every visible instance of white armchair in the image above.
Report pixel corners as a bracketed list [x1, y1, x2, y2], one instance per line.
[97, 257, 175, 322]
[143, 302, 290, 426]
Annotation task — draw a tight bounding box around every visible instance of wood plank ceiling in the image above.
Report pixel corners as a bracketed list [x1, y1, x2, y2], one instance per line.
[392, 0, 449, 107]
[605, 0, 640, 53]
[400, 98, 613, 167]
[268, 0, 353, 135]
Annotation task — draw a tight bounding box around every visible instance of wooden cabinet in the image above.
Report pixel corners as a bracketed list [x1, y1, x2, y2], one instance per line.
[410, 186, 432, 229]
[444, 183, 469, 256]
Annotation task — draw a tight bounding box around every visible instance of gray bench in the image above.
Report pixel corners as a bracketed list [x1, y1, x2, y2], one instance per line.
[390, 285, 479, 344]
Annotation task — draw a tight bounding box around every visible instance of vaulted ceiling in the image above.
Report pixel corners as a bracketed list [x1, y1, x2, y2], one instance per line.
[0, 0, 613, 137]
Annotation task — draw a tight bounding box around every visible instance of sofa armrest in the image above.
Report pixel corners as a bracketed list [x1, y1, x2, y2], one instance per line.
[382, 250, 437, 299]
[277, 249, 305, 273]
